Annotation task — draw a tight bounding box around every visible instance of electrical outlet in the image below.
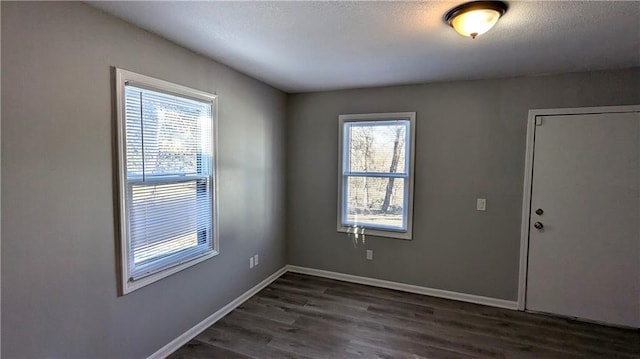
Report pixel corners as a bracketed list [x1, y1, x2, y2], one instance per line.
[477, 198, 487, 211]
[366, 250, 373, 260]
[249, 257, 254, 268]
[254, 254, 259, 266]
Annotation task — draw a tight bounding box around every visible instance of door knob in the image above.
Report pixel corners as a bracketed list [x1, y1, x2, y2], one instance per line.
[535, 208, 544, 215]
[534, 222, 544, 230]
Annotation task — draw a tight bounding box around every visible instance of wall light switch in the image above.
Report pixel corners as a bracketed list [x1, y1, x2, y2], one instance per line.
[477, 198, 487, 211]
[254, 254, 259, 266]
[366, 250, 373, 260]
[249, 257, 254, 268]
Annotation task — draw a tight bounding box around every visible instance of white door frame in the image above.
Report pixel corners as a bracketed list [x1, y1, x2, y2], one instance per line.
[517, 105, 640, 311]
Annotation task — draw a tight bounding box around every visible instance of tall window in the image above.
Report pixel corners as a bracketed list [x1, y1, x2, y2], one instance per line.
[338, 112, 416, 240]
[115, 69, 218, 294]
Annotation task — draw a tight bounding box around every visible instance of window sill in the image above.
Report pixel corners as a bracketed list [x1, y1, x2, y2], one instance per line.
[337, 225, 412, 240]
[121, 250, 219, 295]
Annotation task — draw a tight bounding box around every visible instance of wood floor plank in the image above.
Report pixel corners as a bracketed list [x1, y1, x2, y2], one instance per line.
[266, 282, 371, 310]
[242, 288, 506, 357]
[168, 340, 251, 359]
[284, 273, 634, 336]
[170, 273, 640, 359]
[222, 310, 354, 359]
[429, 307, 640, 356]
[345, 338, 479, 359]
[195, 326, 307, 359]
[320, 278, 640, 345]
[292, 314, 504, 358]
[236, 297, 301, 324]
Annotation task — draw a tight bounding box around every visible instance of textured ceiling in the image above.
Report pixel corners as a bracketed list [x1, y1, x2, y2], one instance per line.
[89, 1, 640, 93]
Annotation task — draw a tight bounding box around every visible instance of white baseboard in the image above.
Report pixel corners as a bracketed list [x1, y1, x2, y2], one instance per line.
[147, 265, 288, 359]
[286, 265, 518, 310]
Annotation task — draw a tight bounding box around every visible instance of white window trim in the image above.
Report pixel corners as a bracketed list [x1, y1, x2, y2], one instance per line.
[337, 112, 416, 240]
[115, 68, 220, 295]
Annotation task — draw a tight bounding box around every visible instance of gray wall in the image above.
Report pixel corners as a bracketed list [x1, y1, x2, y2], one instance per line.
[286, 68, 640, 301]
[3, 2, 640, 358]
[1, 2, 286, 358]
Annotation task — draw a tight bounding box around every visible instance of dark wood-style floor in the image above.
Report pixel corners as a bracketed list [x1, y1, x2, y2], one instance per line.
[169, 272, 640, 359]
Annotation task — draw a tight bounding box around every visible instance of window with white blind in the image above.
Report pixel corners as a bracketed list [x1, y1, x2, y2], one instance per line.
[115, 68, 218, 294]
[337, 112, 416, 240]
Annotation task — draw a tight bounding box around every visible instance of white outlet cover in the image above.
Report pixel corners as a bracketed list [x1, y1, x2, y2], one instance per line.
[254, 254, 259, 266]
[477, 198, 487, 211]
[366, 250, 373, 260]
[249, 257, 254, 268]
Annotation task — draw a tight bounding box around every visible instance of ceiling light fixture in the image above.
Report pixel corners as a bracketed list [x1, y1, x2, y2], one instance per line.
[444, 1, 508, 39]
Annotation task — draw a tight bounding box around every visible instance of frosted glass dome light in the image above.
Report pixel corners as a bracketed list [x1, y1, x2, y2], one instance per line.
[445, 1, 508, 39]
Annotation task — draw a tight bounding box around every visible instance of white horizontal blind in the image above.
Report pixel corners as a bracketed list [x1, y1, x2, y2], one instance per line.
[124, 84, 214, 281]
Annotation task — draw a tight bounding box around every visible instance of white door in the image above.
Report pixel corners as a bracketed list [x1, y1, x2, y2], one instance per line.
[526, 110, 640, 328]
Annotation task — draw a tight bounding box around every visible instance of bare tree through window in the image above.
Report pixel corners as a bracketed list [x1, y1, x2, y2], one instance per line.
[344, 121, 408, 229]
